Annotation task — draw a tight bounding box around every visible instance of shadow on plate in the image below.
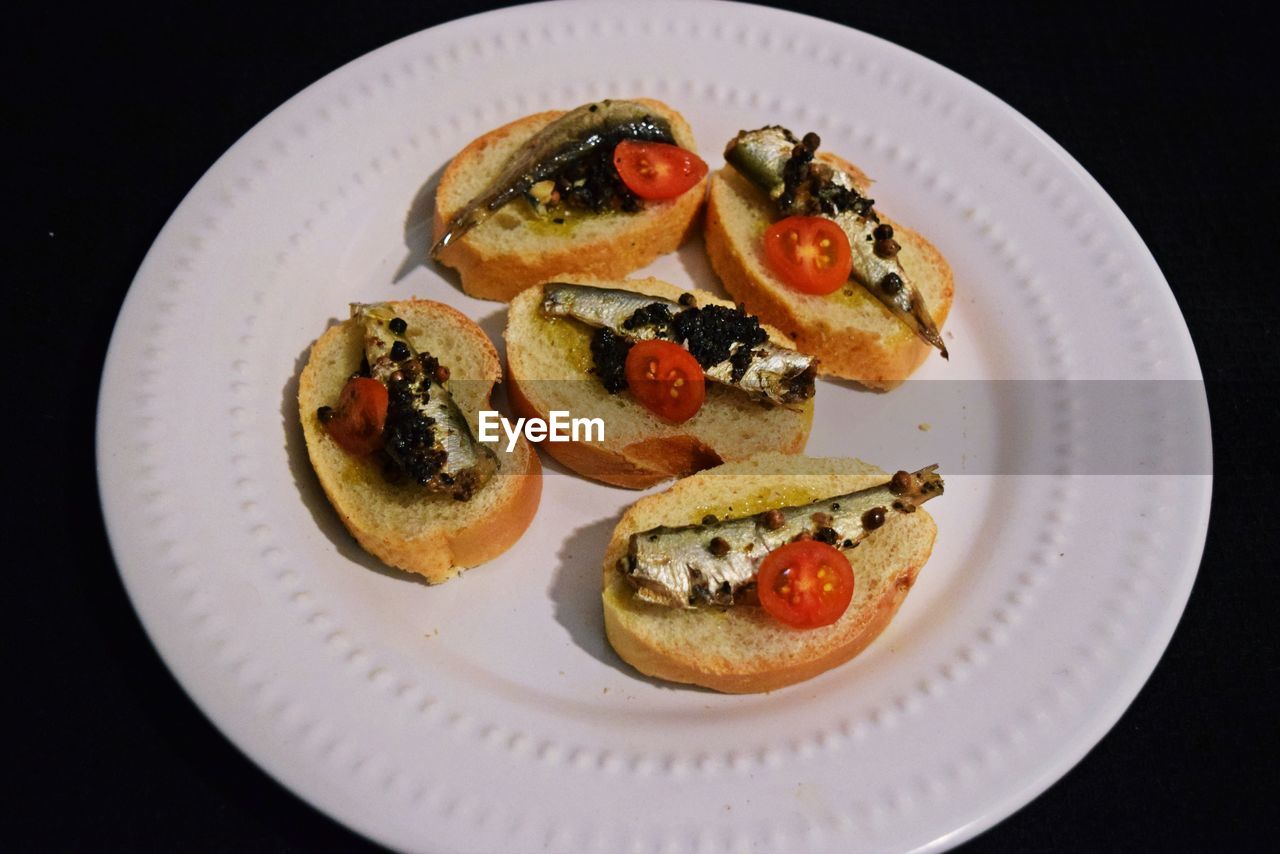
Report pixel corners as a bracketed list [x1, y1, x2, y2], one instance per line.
[672, 228, 723, 295]
[475, 307, 509, 366]
[549, 509, 719, 694]
[392, 160, 467, 293]
[819, 374, 889, 395]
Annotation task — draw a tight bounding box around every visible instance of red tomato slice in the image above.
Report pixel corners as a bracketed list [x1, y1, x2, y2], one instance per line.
[613, 140, 708, 200]
[756, 540, 855, 628]
[762, 216, 853, 295]
[323, 376, 388, 456]
[623, 339, 706, 423]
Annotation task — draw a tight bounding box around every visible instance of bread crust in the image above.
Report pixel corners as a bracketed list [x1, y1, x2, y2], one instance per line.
[504, 276, 814, 489]
[432, 99, 706, 302]
[299, 299, 541, 582]
[601, 455, 937, 693]
[507, 372, 751, 489]
[704, 153, 954, 389]
[603, 564, 919, 693]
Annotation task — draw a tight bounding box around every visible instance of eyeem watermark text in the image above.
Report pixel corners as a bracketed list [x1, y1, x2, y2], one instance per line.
[478, 410, 604, 452]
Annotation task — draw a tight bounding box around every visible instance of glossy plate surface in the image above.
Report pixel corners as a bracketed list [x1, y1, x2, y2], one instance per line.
[97, 2, 1211, 851]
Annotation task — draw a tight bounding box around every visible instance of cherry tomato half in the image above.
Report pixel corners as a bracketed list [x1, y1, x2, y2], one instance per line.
[762, 215, 854, 295]
[756, 540, 855, 629]
[613, 140, 708, 200]
[323, 376, 388, 456]
[623, 339, 706, 423]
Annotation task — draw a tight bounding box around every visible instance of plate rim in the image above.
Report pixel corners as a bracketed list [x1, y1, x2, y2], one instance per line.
[95, 2, 1213, 850]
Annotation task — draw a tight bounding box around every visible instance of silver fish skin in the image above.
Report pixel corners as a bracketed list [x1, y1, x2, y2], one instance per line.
[622, 466, 943, 608]
[355, 304, 497, 500]
[540, 283, 817, 405]
[724, 127, 949, 358]
[430, 100, 676, 258]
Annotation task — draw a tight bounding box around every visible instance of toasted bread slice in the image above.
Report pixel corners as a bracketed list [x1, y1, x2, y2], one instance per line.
[705, 153, 954, 389]
[299, 299, 541, 582]
[432, 99, 706, 301]
[504, 276, 813, 489]
[603, 454, 937, 693]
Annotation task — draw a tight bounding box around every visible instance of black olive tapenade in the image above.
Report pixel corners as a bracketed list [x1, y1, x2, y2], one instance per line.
[587, 301, 774, 392]
[552, 144, 642, 214]
[673, 304, 768, 382]
[622, 303, 677, 338]
[589, 327, 633, 393]
[381, 352, 449, 487]
[546, 115, 672, 216]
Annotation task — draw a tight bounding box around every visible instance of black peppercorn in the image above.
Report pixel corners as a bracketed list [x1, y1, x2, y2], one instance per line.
[390, 340, 410, 361]
[880, 273, 904, 295]
[708, 537, 730, 556]
[874, 237, 901, 258]
[316, 405, 334, 423]
[873, 223, 894, 240]
[388, 317, 407, 334]
[759, 508, 786, 530]
[862, 507, 887, 530]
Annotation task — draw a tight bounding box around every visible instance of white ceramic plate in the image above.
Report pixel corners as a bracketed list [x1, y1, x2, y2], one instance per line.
[97, 2, 1212, 851]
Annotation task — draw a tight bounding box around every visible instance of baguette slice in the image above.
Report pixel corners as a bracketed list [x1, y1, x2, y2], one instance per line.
[505, 276, 813, 489]
[705, 154, 954, 389]
[299, 299, 541, 582]
[432, 99, 706, 302]
[603, 454, 937, 693]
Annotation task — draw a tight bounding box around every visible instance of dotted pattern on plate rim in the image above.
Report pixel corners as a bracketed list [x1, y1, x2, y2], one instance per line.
[130, 10, 1179, 851]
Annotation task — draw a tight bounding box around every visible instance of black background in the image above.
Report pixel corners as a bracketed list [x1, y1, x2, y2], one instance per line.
[12, 0, 1277, 850]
